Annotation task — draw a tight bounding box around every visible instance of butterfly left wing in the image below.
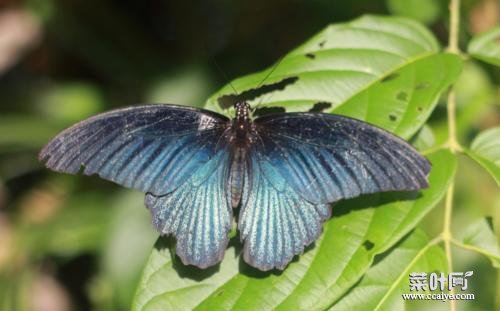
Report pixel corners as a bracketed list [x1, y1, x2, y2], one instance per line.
[40, 104, 233, 268]
[145, 149, 233, 268]
[39, 105, 230, 196]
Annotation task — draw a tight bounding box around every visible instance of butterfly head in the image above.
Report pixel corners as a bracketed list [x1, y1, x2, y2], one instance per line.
[234, 101, 251, 119]
[231, 101, 256, 145]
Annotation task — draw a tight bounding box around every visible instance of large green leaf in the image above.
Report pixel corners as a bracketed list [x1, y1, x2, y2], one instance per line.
[468, 26, 500, 67]
[133, 15, 461, 311]
[466, 127, 500, 185]
[205, 15, 462, 139]
[456, 218, 500, 268]
[333, 229, 447, 310]
[132, 150, 455, 310]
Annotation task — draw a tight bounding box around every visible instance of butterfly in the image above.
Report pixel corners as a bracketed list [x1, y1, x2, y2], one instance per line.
[39, 101, 430, 271]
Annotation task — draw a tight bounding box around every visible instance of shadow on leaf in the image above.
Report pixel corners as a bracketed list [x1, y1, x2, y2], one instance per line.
[217, 76, 299, 109]
[332, 190, 422, 219]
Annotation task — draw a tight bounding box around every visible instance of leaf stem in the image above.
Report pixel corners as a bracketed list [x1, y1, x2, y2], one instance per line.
[450, 238, 500, 261]
[444, 1, 461, 311]
[442, 184, 456, 304]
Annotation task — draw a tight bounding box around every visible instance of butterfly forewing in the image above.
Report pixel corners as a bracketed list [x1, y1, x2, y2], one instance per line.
[39, 105, 230, 196]
[253, 113, 431, 204]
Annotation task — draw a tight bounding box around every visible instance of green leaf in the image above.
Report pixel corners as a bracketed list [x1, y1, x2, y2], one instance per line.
[466, 127, 500, 185]
[99, 192, 158, 310]
[132, 150, 455, 311]
[410, 124, 435, 151]
[333, 230, 447, 310]
[134, 16, 460, 310]
[205, 15, 462, 139]
[468, 26, 500, 67]
[455, 61, 496, 140]
[386, 0, 441, 25]
[457, 218, 500, 268]
[132, 238, 240, 310]
[334, 53, 460, 139]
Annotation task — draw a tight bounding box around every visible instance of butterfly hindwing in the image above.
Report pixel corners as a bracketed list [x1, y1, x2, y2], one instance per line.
[145, 149, 233, 268]
[254, 113, 431, 204]
[39, 105, 229, 196]
[239, 148, 331, 271]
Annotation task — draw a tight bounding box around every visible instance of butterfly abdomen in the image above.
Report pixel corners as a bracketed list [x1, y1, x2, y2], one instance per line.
[229, 147, 248, 208]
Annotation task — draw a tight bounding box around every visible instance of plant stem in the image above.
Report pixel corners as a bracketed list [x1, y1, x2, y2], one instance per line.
[444, 1, 461, 311]
[446, 91, 461, 152]
[448, 0, 461, 54]
[443, 182, 455, 273]
[446, 0, 461, 152]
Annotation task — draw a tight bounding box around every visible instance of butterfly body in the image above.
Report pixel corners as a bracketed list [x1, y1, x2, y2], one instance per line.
[40, 102, 430, 271]
[223, 101, 256, 208]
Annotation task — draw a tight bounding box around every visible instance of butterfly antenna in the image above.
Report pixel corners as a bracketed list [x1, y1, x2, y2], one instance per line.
[256, 55, 284, 89]
[210, 55, 239, 96]
[251, 55, 285, 112]
[202, 40, 240, 108]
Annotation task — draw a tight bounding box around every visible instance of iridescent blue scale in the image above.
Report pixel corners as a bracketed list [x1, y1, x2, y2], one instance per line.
[39, 101, 430, 271]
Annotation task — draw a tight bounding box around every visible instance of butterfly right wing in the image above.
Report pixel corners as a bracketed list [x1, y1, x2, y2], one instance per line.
[238, 146, 331, 271]
[239, 112, 431, 271]
[39, 104, 230, 196]
[254, 113, 431, 204]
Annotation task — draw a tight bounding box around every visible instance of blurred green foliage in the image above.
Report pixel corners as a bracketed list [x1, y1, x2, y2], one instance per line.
[0, 0, 498, 310]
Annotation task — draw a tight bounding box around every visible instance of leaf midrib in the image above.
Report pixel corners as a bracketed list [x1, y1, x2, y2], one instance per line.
[373, 236, 441, 310]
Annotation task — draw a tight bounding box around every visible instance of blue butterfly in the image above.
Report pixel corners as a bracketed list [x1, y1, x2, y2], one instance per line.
[39, 102, 430, 271]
